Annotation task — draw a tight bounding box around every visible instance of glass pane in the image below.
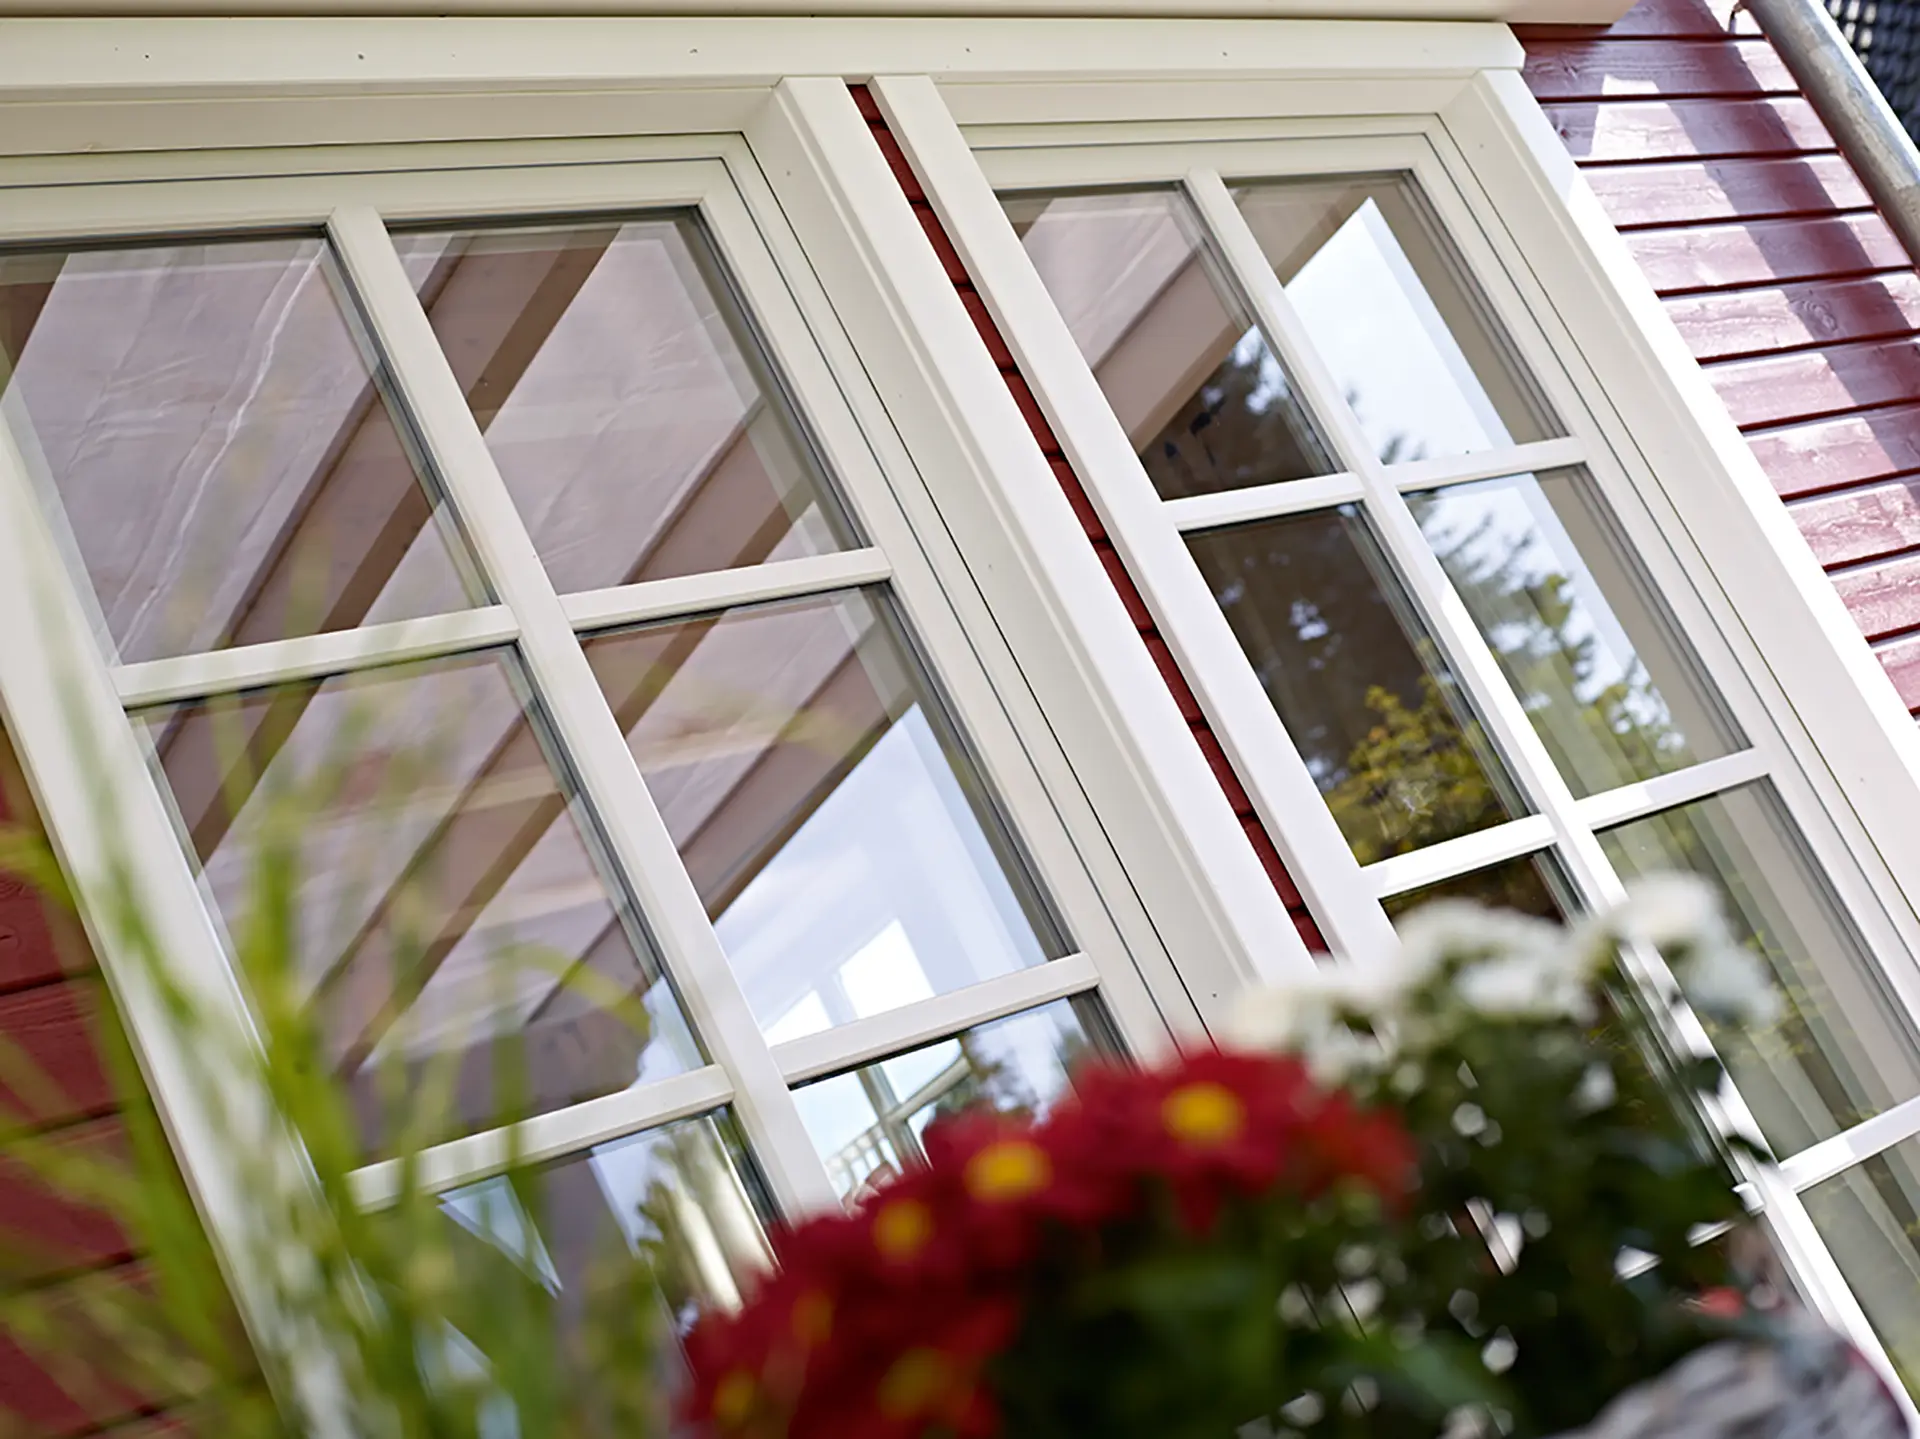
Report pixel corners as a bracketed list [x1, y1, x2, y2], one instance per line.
[792, 999, 1100, 1203]
[1002, 188, 1335, 499]
[584, 590, 1066, 1046]
[1411, 468, 1740, 797]
[429, 1111, 771, 1423]
[1601, 785, 1920, 1157]
[1234, 175, 1554, 465]
[392, 217, 857, 595]
[1804, 1141, 1920, 1395]
[137, 649, 700, 1155]
[0, 237, 479, 665]
[1381, 850, 1574, 923]
[1187, 506, 1524, 861]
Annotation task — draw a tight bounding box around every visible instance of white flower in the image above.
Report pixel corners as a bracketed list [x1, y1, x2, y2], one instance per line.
[1394, 899, 1561, 980]
[1613, 873, 1730, 953]
[1224, 960, 1403, 1051]
[1456, 952, 1595, 1023]
[1677, 938, 1785, 1029]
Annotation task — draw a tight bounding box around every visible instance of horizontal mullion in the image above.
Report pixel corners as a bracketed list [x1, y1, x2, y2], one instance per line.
[773, 952, 1101, 1087]
[560, 548, 892, 634]
[115, 605, 520, 709]
[1383, 437, 1590, 495]
[349, 1063, 736, 1208]
[1164, 472, 1365, 533]
[1779, 1092, 1920, 1194]
[1574, 748, 1773, 831]
[1363, 814, 1558, 900]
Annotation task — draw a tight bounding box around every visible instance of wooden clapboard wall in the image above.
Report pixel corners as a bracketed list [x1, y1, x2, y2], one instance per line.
[1520, 0, 1920, 715]
[0, 725, 160, 1436]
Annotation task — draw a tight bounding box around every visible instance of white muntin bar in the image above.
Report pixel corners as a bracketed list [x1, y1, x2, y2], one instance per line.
[560, 549, 893, 633]
[1363, 814, 1556, 901]
[771, 952, 1102, 1085]
[327, 202, 844, 1216]
[1573, 748, 1774, 832]
[1382, 434, 1589, 494]
[349, 1063, 737, 1207]
[1162, 471, 1366, 533]
[114, 605, 521, 708]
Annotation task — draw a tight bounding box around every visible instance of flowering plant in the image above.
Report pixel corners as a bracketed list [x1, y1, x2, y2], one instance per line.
[682, 880, 1821, 1439]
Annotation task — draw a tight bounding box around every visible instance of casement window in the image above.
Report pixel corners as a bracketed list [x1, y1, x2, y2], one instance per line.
[7, 13, 1920, 1403]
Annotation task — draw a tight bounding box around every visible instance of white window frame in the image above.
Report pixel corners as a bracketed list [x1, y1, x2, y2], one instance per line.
[5, 9, 1920, 1411]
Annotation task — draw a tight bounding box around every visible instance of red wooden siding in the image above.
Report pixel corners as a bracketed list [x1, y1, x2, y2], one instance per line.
[0, 727, 159, 1437]
[1521, 0, 1920, 714]
[847, 85, 1327, 956]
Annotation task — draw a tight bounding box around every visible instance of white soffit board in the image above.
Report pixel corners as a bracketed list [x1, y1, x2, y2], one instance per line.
[0, 1, 1634, 18]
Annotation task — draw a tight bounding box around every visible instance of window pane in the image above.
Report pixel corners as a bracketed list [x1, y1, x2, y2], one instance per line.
[1804, 1140, 1920, 1395]
[1601, 785, 1920, 1156]
[1234, 175, 1554, 464]
[584, 589, 1066, 1044]
[1381, 850, 1574, 923]
[792, 999, 1100, 1203]
[1002, 188, 1335, 499]
[137, 650, 699, 1155]
[1187, 506, 1524, 861]
[0, 237, 478, 665]
[392, 217, 857, 595]
[430, 1111, 771, 1423]
[1411, 468, 1740, 797]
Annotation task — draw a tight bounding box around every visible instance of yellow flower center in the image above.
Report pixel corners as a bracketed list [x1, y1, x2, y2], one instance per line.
[1163, 1081, 1246, 1144]
[964, 1139, 1052, 1202]
[877, 1348, 951, 1418]
[712, 1369, 757, 1427]
[791, 1289, 833, 1347]
[872, 1198, 934, 1260]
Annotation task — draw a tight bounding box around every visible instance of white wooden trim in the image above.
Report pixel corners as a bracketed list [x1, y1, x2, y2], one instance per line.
[871, 72, 1383, 972]
[0, 4, 1636, 22]
[772, 952, 1101, 1084]
[558, 550, 892, 633]
[0, 367, 354, 1432]
[1163, 472, 1365, 532]
[1363, 816, 1556, 900]
[349, 1064, 736, 1206]
[0, 18, 1522, 97]
[327, 203, 844, 1215]
[1573, 749, 1775, 833]
[113, 606, 520, 708]
[711, 124, 1189, 1063]
[1384, 435, 1589, 493]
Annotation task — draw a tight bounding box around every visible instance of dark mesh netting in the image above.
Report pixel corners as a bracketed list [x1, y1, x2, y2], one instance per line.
[1830, 1, 1920, 142]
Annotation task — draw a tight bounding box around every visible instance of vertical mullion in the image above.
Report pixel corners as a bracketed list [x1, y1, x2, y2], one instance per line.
[326, 204, 840, 1217]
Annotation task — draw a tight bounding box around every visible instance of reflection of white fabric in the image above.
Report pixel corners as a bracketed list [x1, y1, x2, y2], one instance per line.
[1283, 199, 1507, 462]
[714, 706, 1045, 1034]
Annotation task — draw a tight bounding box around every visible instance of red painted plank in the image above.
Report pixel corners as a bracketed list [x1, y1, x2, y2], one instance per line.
[0, 981, 112, 1128]
[1748, 404, 1920, 497]
[1790, 479, 1920, 567]
[1587, 154, 1867, 229]
[1707, 338, 1920, 430]
[1827, 552, 1920, 640]
[0, 873, 77, 998]
[1875, 630, 1920, 712]
[1547, 97, 1828, 164]
[0, 1118, 134, 1283]
[1666, 272, 1920, 361]
[1521, 0, 1755, 40]
[1626, 213, 1907, 293]
[1522, 38, 1795, 102]
[0, 1266, 158, 1436]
